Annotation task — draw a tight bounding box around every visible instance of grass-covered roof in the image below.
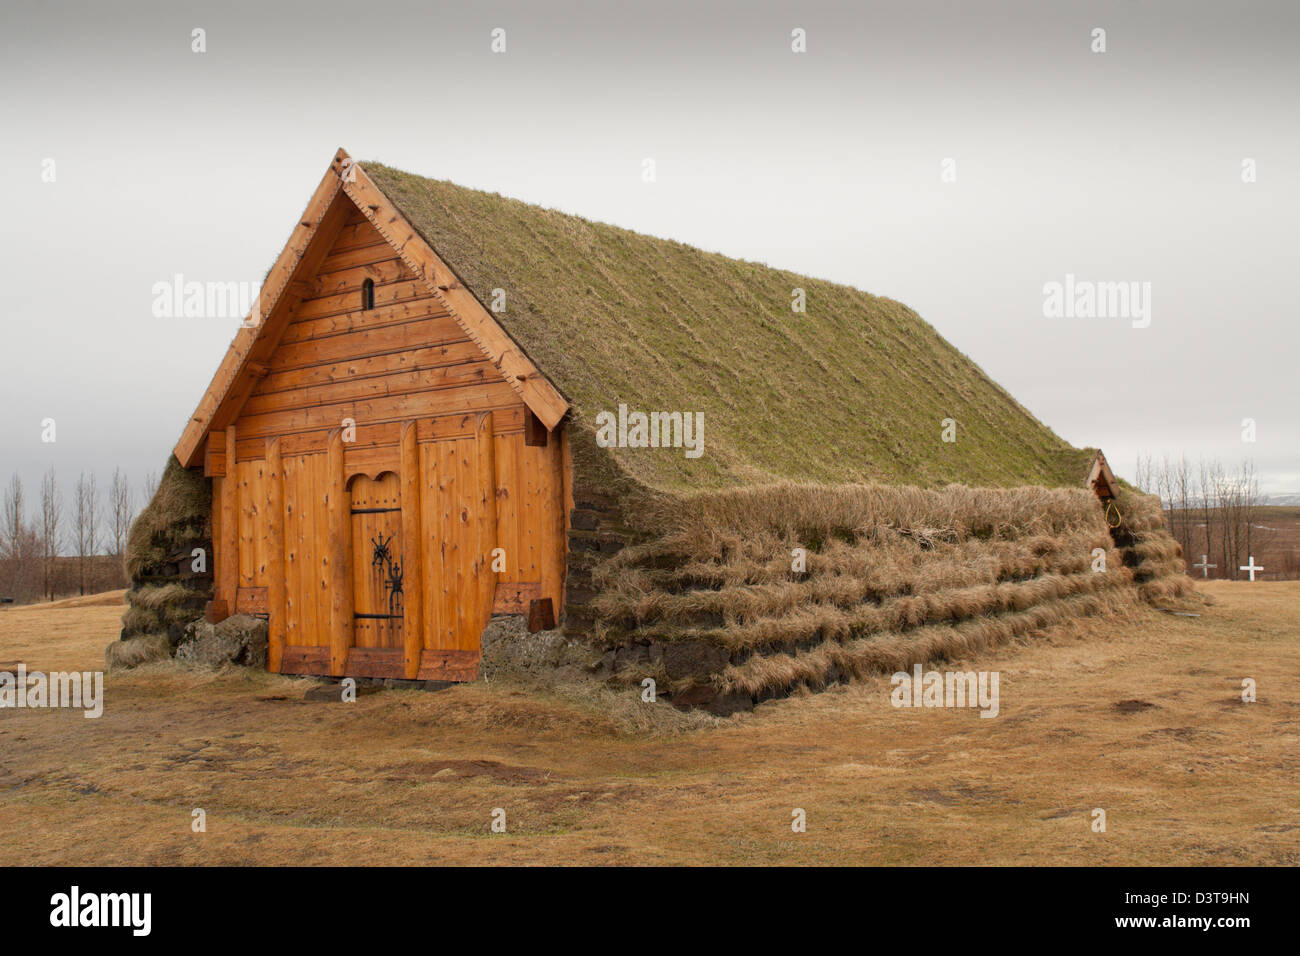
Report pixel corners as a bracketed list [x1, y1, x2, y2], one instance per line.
[366, 162, 1095, 494]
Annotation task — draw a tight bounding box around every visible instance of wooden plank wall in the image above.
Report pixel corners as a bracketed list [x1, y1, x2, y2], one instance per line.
[493, 428, 566, 613]
[235, 459, 268, 589]
[207, 196, 569, 681]
[234, 206, 518, 450]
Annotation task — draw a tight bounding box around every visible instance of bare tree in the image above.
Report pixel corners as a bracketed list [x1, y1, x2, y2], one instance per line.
[1135, 453, 1152, 496]
[109, 468, 133, 557]
[143, 469, 160, 501]
[1240, 459, 1260, 572]
[2, 474, 23, 561]
[1158, 453, 1172, 532]
[40, 467, 62, 601]
[1197, 457, 1215, 575]
[1213, 462, 1243, 579]
[1170, 454, 1193, 560]
[74, 471, 99, 596]
[87, 471, 99, 570]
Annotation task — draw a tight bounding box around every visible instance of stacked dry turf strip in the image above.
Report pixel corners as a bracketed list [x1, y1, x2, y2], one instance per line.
[586, 483, 1189, 712]
[1106, 486, 1197, 605]
[119, 456, 214, 647]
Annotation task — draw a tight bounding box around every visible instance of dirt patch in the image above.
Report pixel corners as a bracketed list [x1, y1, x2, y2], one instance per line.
[909, 788, 957, 806]
[1138, 727, 1204, 741]
[380, 759, 557, 785]
[1041, 808, 1083, 820]
[1112, 699, 1158, 714]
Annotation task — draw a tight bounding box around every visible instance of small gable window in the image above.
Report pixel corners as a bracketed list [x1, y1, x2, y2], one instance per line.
[361, 278, 375, 311]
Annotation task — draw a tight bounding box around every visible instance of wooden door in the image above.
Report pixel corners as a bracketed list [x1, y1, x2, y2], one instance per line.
[349, 473, 404, 651]
[417, 413, 497, 679]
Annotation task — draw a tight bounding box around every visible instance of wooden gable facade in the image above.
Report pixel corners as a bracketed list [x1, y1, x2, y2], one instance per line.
[176, 149, 571, 682]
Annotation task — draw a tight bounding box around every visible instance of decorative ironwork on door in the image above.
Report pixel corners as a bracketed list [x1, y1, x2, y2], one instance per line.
[365, 532, 404, 621]
[349, 473, 404, 648]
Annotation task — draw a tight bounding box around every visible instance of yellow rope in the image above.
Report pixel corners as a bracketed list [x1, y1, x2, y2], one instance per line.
[1105, 500, 1123, 528]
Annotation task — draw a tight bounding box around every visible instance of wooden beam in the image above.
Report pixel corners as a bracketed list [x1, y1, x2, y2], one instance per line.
[280, 645, 330, 675]
[338, 154, 569, 431]
[326, 429, 354, 676]
[204, 598, 228, 624]
[235, 587, 268, 615]
[216, 427, 238, 620]
[493, 580, 541, 614]
[559, 424, 572, 616]
[416, 648, 480, 682]
[524, 409, 548, 447]
[528, 598, 556, 633]
[400, 421, 423, 679]
[344, 647, 405, 680]
[265, 437, 286, 672]
[204, 433, 225, 477]
[474, 411, 499, 643]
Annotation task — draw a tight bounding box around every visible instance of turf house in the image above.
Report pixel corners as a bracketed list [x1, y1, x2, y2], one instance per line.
[118, 148, 1193, 713]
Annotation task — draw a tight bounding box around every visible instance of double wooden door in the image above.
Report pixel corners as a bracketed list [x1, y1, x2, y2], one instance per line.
[270, 411, 546, 682]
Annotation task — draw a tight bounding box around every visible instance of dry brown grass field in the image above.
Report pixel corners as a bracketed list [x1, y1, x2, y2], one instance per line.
[0, 582, 1295, 866]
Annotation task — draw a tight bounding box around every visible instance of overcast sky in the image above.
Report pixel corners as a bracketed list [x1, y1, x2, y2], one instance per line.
[2, 0, 1296, 505]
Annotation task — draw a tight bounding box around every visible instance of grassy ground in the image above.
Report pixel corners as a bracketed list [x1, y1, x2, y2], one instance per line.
[0, 582, 1295, 866]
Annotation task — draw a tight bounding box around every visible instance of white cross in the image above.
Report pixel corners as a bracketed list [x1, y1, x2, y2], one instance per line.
[1193, 555, 1216, 577]
[1239, 556, 1264, 582]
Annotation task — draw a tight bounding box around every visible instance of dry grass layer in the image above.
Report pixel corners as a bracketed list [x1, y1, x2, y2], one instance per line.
[125, 457, 209, 582]
[17, 589, 127, 611]
[120, 456, 212, 642]
[1109, 487, 1198, 604]
[593, 483, 1193, 699]
[367, 163, 1095, 492]
[0, 582, 1295, 865]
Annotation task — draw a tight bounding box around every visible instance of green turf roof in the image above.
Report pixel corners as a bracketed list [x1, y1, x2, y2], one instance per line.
[366, 162, 1095, 494]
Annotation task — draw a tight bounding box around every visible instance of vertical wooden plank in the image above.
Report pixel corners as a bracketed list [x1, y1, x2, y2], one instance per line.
[400, 421, 423, 678]
[558, 424, 572, 614]
[519, 440, 540, 583]
[474, 412, 498, 646]
[327, 432, 353, 675]
[313, 453, 329, 648]
[536, 435, 562, 615]
[439, 441, 458, 649]
[250, 461, 267, 586]
[282, 455, 299, 640]
[237, 461, 253, 588]
[265, 438, 285, 672]
[494, 433, 521, 583]
[349, 476, 369, 648]
[219, 427, 238, 618]
[384, 472, 403, 651]
[420, 443, 442, 651]
[533, 441, 551, 608]
[455, 436, 476, 649]
[297, 455, 317, 646]
[210, 480, 222, 611]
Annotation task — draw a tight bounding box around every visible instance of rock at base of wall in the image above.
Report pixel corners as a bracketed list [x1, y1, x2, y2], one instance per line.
[105, 633, 171, 671]
[479, 614, 606, 682]
[667, 681, 754, 717]
[662, 640, 731, 681]
[175, 614, 268, 669]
